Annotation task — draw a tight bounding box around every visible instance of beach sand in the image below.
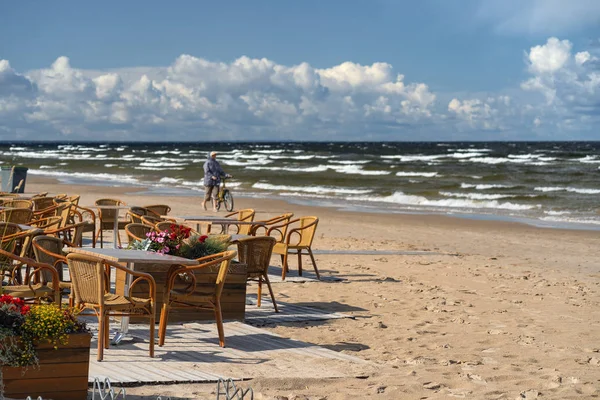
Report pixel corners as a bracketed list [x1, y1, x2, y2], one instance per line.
[28, 177, 600, 399]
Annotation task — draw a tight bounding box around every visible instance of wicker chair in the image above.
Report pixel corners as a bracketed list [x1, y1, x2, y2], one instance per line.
[31, 196, 55, 211]
[32, 235, 71, 306]
[45, 222, 88, 247]
[4, 199, 33, 210]
[66, 253, 156, 361]
[141, 215, 162, 227]
[249, 213, 294, 236]
[267, 216, 320, 281]
[95, 198, 128, 248]
[0, 248, 60, 305]
[29, 216, 63, 232]
[221, 208, 255, 235]
[158, 250, 237, 348]
[126, 206, 152, 224]
[236, 236, 278, 311]
[125, 223, 153, 244]
[143, 204, 171, 217]
[68, 203, 97, 247]
[0, 208, 34, 224]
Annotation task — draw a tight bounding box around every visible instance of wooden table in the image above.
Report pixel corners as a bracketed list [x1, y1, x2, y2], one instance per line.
[167, 215, 265, 234]
[65, 247, 198, 342]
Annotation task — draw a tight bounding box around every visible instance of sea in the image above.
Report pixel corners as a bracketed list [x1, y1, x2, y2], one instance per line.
[1, 141, 600, 231]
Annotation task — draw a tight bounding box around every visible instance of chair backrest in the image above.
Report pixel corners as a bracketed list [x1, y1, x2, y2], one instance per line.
[68, 195, 80, 206]
[125, 223, 153, 243]
[144, 204, 171, 216]
[141, 215, 162, 226]
[0, 222, 23, 257]
[66, 253, 106, 306]
[95, 198, 125, 222]
[4, 199, 33, 209]
[252, 212, 294, 238]
[0, 208, 33, 224]
[32, 235, 65, 281]
[185, 250, 236, 300]
[34, 216, 63, 231]
[295, 216, 319, 247]
[236, 236, 276, 275]
[127, 206, 151, 223]
[154, 221, 175, 232]
[31, 196, 56, 211]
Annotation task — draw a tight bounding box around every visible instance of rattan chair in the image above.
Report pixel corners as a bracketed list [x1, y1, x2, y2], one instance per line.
[125, 223, 153, 244]
[221, 208, 255, 234]
[0, 248, 60, 305]
[31, 196, 55, 211]
[68, 203, 97, 247]
[29, 216, 63, 232]
[32, 235, 71, 306]
[126, 206, 152, 224]
[95, 198, 128, 248]
[0, 208, 33, 224]
[143, 204, 171, 217]
[249, 213, 294, 236]
[141, 215, 162, 227]
[66, 253, 156, 361]
[45, 222, 88, 247]
[158, 250, 237, 348]
[4, 199, 33, 210]
[236, 236, 278, 311]
[267, 216, 320, 281]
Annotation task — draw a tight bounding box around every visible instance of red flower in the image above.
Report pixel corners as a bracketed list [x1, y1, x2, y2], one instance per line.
[199, 235, 208, 243]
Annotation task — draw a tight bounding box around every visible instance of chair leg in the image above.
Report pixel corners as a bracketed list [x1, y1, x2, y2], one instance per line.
[149, 312, 155, 358]
[96, 226, 103, 248]
[214, 301, 225, 347]
[281, 252, 289, 280]
[97, 314, 104, 362]
[158, 304, 169, 347]
[257, 277, 262, 307]
[297, 250, 303, 276]
[104, 316, 110, 349]
[263, 273, 279, 313]
[307, 247, 320, 280]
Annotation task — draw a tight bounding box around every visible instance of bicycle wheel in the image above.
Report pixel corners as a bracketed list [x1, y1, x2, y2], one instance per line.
[223, 190, 234, 212]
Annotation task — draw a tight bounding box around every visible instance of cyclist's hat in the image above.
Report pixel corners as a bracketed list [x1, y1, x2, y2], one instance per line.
[210, 151, 217, 156]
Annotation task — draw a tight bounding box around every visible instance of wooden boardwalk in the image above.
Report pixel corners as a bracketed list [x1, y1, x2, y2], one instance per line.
[86, 303, 364, 385]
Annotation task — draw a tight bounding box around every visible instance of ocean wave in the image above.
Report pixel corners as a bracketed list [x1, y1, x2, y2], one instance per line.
[396, 172, 439, 177]
[461, 183, 516, 190]
[329, 165, 390, 175]
[253, 182, 372, 195]
[454, 148, 493, 152]
[269, 155, 316, 160]
[328, 160, 370, 165]
[440, 191, 517, 200]
[350, 191, 536, 210]
[579, 155, 600, 163]
[534, 186, 600, 194]
[28, 169, 140, 184]
[380, 154, 445, 162]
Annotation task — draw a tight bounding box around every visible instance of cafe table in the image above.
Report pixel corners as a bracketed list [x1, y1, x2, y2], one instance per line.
[166, 215, 265, 234]
[85, 204, 131, 249]
[64, 247, 198, 344]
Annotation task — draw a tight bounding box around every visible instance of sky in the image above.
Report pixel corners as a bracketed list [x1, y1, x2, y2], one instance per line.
[1, 0, 600, 142]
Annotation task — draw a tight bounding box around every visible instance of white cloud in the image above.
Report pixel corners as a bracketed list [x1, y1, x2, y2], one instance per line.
[0, 55, 439, 140]
[1, 36, 600, 140]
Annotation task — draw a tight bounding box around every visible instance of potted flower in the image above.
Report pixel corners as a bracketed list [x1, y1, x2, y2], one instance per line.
[0, 295, 91, 400]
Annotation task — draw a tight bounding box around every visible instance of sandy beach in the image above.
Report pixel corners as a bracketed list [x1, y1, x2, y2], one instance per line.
[27, 176, 600, 399]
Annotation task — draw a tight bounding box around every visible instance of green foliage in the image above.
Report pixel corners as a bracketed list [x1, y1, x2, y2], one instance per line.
[178, 234, 230, 260]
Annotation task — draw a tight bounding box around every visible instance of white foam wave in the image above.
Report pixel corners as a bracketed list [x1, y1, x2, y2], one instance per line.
[381, 154, 445, 162]
[329, 165, 390, 175]
[440, 191, 516, 200]
[28, 169, 140, 184]
[328, 160, 370, 165]
[253, 182, 372, 195]
[351, 191, 535, 210]
[396, 172, 439, 177]
[534, 186, 600, 194]
[159, 177, 181, 184]
[461, 183, 515, 190]
[579, 156, 600, 163]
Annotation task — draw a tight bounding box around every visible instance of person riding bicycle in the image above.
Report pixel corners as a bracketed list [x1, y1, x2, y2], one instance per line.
[201, 151, 231, 212]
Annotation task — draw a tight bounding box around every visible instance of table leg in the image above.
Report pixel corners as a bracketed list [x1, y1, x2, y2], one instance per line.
[112, 262, 133, 344]
[112, 215, 119, 249]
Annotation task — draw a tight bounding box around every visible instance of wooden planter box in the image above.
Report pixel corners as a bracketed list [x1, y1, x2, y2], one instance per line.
[1, 333, 92, 400]
[116, 261, 248, 323]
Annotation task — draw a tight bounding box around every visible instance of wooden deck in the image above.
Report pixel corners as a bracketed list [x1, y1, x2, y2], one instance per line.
[84, 301, 361, 385]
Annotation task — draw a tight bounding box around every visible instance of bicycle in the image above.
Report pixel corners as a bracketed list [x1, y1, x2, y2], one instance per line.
[216, 176, 234, 212]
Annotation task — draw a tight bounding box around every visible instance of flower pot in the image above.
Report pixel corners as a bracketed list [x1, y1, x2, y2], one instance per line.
[1, 333, 92, 400]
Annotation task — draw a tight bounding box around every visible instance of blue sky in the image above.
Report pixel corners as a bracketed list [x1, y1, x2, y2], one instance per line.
[1, 0, 600, 141]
